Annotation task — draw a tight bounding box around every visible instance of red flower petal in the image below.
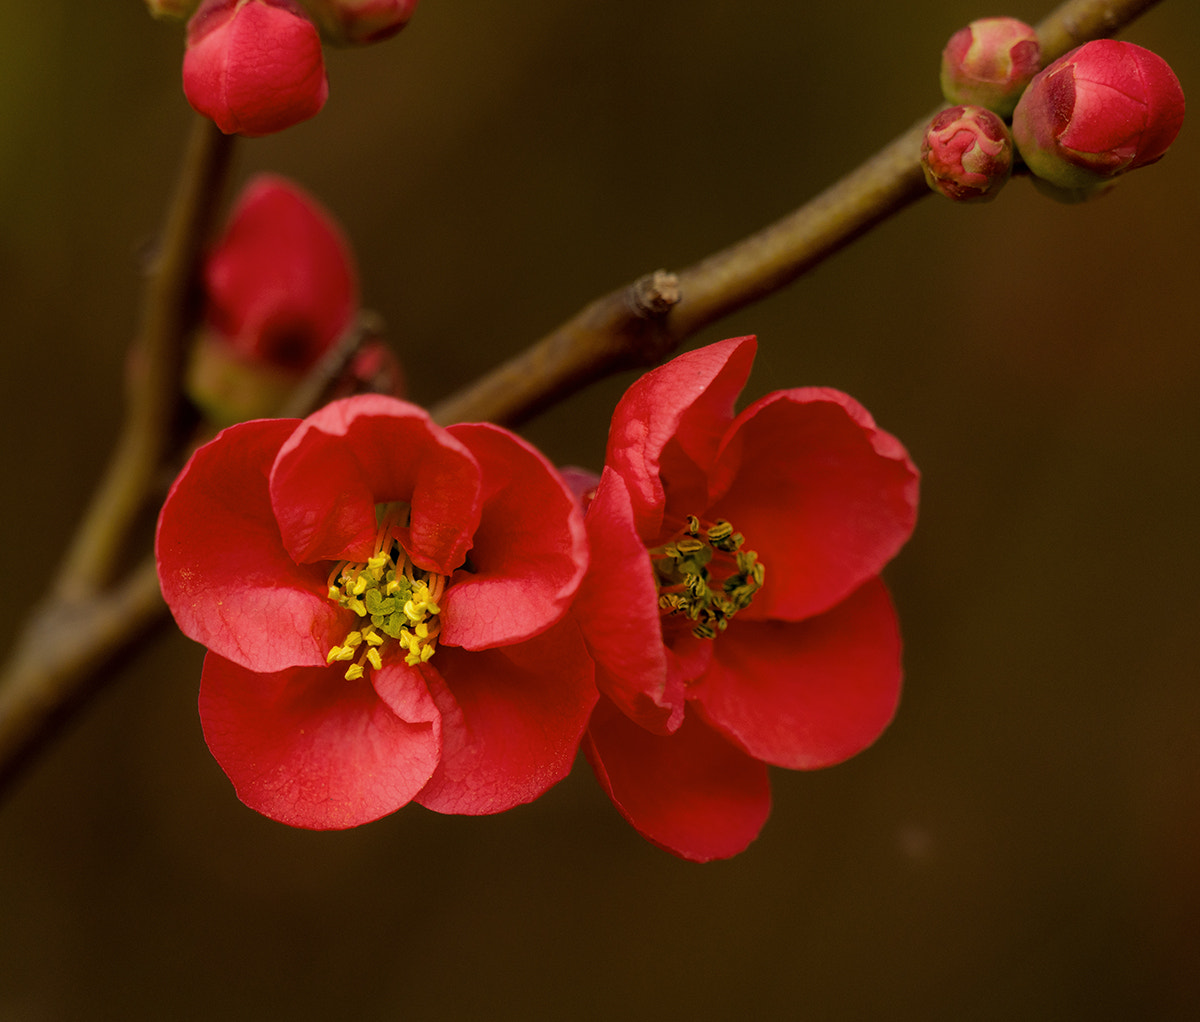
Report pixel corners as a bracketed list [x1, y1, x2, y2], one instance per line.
[690, 578, 902, 769]
[156, 418, 341, 673]
[606, 336, 756, 541]
[269, 395, 481, 570]
[199, 653, 441, 828]
[437, 423, 588, 649]
[415, 619, 597, 814]
[583, 697, 771, 862]
[572, 468, 683, 734]
[708, 388, 918, 621]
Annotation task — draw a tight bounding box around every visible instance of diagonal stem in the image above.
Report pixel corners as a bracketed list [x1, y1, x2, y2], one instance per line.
[431, 0, 1165, 428]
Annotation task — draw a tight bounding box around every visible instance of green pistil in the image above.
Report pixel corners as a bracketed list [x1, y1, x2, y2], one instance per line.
[325, 508, 445, 679]
[652, 515, 764, 639]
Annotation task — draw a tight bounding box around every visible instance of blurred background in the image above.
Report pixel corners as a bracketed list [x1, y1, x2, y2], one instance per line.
[2, 1, 1198, 1018]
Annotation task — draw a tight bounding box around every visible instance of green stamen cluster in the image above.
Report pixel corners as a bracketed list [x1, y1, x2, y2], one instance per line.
[652, 515, 764, 639]
[326, 541, 444, 679]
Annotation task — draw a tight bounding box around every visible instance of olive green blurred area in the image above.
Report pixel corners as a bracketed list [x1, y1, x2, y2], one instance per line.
[3, 1, 1199, 1018]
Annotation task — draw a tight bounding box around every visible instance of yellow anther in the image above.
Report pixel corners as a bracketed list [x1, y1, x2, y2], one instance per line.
[324, 503, 446, 680]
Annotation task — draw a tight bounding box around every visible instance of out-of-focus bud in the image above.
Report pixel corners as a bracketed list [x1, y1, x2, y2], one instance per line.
[304, 0, 420, 45]
[145, 0, 202, 18]
[1012, 40, 1185, 191]
[183, 0, 329, 137]
[940, 17, 1041, 117]
[921, 105, 1013, 202]
[186, 174, 359, 424]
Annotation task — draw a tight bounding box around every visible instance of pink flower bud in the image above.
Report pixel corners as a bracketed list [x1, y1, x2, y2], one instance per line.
[145, 0, 201, 18]
[187, 174, 359, 423]
[1012, 40, 1186, 191]
[921, 105, 1013, 202]
[182, 0, 329, 137]
[305, 0, 420, 45]
[940, 17, 1041, 117]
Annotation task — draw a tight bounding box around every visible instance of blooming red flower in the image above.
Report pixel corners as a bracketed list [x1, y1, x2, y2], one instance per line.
[1012, 40, 1186, 193]
[183, 0, 329, 137]
[156, 395, 595, 828]
[572, 337, 919, 860]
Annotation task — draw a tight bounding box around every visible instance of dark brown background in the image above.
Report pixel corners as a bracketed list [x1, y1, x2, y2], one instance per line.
[2, 1, 1198, 1018]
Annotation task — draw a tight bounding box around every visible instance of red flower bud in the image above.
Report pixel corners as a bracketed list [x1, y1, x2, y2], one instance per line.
[187, 174, 359, 423]
[1012, 40, 1186, 191]
[182, 0, 329, 137]
[305, 0, 420, 45]
[940, 17, 1041, 117]
[921, 105, 1013, 202]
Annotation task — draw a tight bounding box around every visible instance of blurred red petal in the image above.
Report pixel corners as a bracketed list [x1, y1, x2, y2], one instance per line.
[204, 174, 358, 370]
[691, 579, 903, 769]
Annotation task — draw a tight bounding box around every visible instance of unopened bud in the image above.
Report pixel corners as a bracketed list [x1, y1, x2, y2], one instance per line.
[187, 175, 359, 424]
[1012, 40, 1186, 192]
[940, 17, 1041, 118]
[921, 105, 1013, 202]
[183, 0, 329, 137]
[305, 0, 420, 45]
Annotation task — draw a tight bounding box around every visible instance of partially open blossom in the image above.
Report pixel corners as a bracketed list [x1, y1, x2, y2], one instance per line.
[145, 0, 201, 18]
[156, 395, 595, 828]
[1012, 40, 1186, 192]
[921, 105, 1013, 202]
[305, 0, 420, 45]
[183, 0, 329, 136]
[940, 17, 1041, 118]
[187, 174, 361, 424]
[573, 337, 919, 861]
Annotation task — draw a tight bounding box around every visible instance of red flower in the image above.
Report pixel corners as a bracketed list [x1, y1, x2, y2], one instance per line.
[183, 0, 329, 137]
[156, 395, 595, 828]
[573, 337, 919, 860]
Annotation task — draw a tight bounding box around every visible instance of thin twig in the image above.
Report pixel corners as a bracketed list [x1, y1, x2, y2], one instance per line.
[58, 116, 236, 601]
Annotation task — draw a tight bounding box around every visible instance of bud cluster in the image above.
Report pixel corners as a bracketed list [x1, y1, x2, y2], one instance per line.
[924, 19, 1185, 204]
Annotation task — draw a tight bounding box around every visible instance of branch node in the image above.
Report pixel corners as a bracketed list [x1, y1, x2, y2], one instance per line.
[629, 270, 681, 318]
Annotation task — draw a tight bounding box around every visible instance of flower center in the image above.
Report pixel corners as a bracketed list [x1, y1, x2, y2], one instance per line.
[651, 515, 764, 639]
[325, 503, 446, 680]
